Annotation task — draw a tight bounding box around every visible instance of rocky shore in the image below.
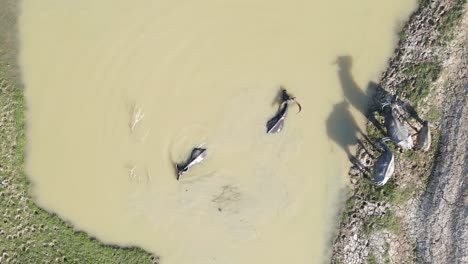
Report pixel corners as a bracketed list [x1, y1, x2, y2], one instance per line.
[331, 1, 467, 263]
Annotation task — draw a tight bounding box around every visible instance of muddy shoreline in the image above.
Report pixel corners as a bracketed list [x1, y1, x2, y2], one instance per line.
[331, 0, 467, 263]
[1, 0, 155, 263]
[1, 0, 465, 263]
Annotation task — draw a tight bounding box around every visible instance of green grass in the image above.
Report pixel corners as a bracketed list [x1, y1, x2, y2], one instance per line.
[363, 211, 402, 237]
[412, 242, 419, 263]
[340, 195, 355, 225]
[418, 0, 432, 9]
[366, 115, 385, 141]
[418, 0, 466, 44]
[332, 259, 344, 264]
[426, 105, 442, 123]
[398, 28, 408, 41]
[389, 184, 416, 205]
[399, 62, 442, 107]
[383, 242, 391, 264]
[401, 147, 418, 162]
[356, 177, 399, 204]
[0, 63, 153, 263]
[335, 1, 465, 262]
[366, 253, 378, 264]
[437, 0, 466, 43]
[421, 130, 442, 187]
[339, 177, 402, 229]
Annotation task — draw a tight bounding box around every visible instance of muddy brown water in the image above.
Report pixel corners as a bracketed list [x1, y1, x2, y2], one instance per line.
[20, 1, 415, 263]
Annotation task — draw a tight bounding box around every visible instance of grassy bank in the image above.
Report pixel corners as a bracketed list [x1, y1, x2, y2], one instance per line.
[0, 0, 154, 262]
[0, 59, 154, 264]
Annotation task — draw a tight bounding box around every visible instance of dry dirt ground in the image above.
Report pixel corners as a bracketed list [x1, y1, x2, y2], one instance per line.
[415, 11, 467, 263]
[332, 1, 467, 263]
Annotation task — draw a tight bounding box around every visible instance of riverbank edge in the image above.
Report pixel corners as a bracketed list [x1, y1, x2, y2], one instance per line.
[331, 0, 467, 263]
[1, 1, 465, 263]
[0, 0, 156, 263]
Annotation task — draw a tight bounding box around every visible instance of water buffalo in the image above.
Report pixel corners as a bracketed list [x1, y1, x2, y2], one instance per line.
[266, 88, 302, 133]
[373, 138, 395, 186]
[176, 147, 207, 180]
[417, 120, 431, 151]
[382, 103, 413, 150]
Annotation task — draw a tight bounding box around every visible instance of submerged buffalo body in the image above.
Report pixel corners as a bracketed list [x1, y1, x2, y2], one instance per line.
[266, 102, 288, 133]
[266, 89, 302, 134]
[176, 147, 207, 180]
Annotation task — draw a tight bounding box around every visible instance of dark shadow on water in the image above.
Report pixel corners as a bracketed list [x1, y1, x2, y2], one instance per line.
[336, 56, 373, 116]
[328, 55, 426, 175]
[326, 100, 370, 170]
[335, 56, 388, 134]
[326, 56, 398, 171]
[336, 55, 424, 126]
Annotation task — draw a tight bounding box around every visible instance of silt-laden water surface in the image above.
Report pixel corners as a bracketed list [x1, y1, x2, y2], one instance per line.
[20, 0, 415, 263]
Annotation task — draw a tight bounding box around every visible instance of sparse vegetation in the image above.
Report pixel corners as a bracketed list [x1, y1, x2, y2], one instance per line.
[356, 177, 399, 204]
[0, 52, 153, 264]
[398, 29, 408, 41]
[334, 1, 466, 263]
[0, 1, 157, 262]
[362, 210, 402, 236]
[366, 253, 378, 264]
[411, 242, 419, 262]
[420, 130, 442, 187]
[400, 62, 442, 107]
[340, 195, 356, 225]
[366, 115, 385, 141]
[426, 105, 442, 123]
[437, 0, 466, 43]
[383, 242, 391, 264]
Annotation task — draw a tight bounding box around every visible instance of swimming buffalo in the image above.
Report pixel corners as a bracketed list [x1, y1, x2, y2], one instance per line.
[176, 147, 207, 180]
[266, 88, 302, 133]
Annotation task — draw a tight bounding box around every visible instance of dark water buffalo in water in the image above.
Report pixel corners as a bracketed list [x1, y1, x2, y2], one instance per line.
[266, 88, 302, 133]
[382, 103, 413, 150]
[176, 147, 207, 180]
[417, 120, 431, 151]
[373, 138, 395, 186]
